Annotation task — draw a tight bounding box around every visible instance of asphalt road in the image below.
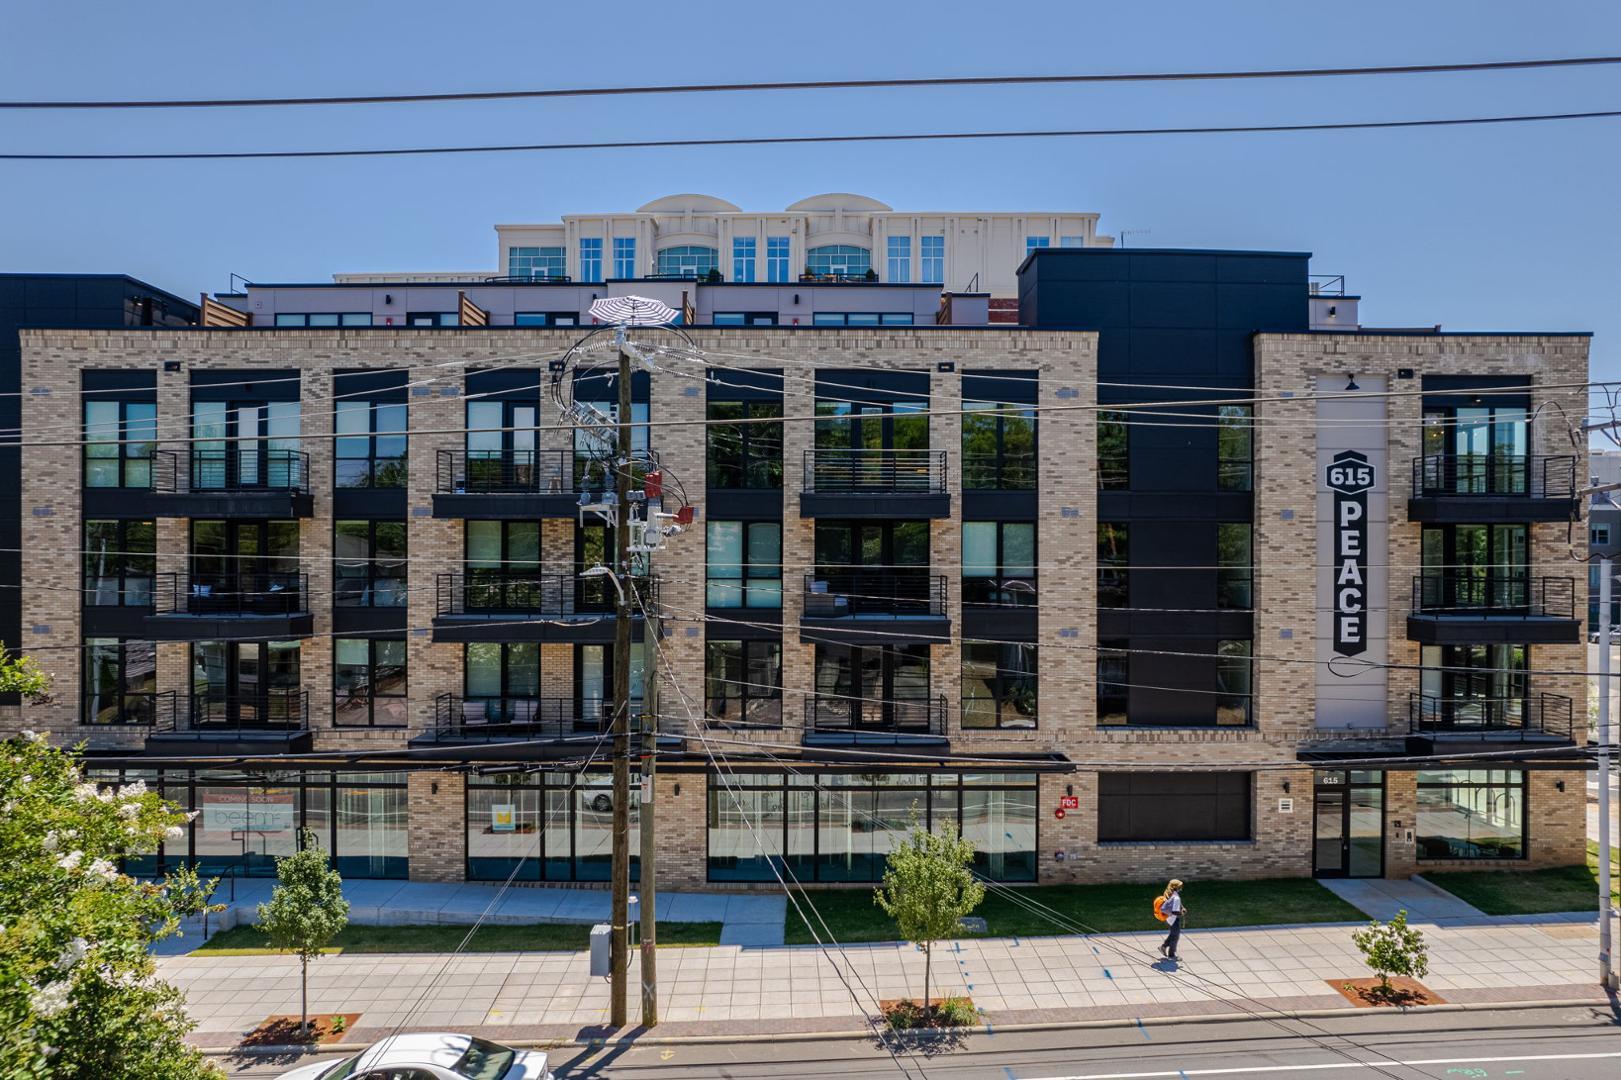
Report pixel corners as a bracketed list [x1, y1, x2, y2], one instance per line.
[219, 1003, 1621, 1079]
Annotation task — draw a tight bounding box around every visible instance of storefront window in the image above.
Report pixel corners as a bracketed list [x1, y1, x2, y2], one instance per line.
[1417, 768, 1526, 860]
[464, 772, 638, 882]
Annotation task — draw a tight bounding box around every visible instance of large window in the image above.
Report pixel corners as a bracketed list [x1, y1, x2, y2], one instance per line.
[1217, 523, 1253, 609]
[705, 640, 782, 728]
[1098, 523, 1129, 607]
[82, 639, 157, 725]
[272, 313, 372, 327]
[578, 238, 603, 283]
[1217, 640, 1254, 726]
[1025, 236, 1051, 254]
[706, 400, 783, 488]
[921, 235, 945, 283]
[732, 237, 756, 282]
[612, 237, 637, 279]
[1417, 769, 1526, 860]
[333, 638, 407, 728]
[335, 400, 407, 488]
[465, 772, 639, 882]
[962, 400, 1036, 489]
[1098, 641, 1129, 725]
[887, 236, 911, 282]
[706, 772, 1037, 883]
[334, 520, 407, 607]
[706, 520, 782, 608]
[1420, 523, 1530, 610]
[805, 244, 871, 279]
[508, 246, 566, 280]
[84, 519, 155, 606]
[766, 236, 791, 282]
[1217, 405, 1253, 492]
[1098, 410, 1129, 489]
[962, 521, 1035, 606]
[464, 642, 541, 704]
[84, 399, 156, 488]
[961, 642, 1037, 729]
[1098, 772, 1252, 842]
[656, 245, 719, 278]
[810, 312, 913, 326]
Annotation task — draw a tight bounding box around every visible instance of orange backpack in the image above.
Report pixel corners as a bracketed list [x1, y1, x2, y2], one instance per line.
[1152, 894, 1169, 923]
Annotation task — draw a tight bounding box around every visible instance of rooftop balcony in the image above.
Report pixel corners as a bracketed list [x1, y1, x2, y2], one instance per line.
[1407, 572, 1581, 644]
[800, 449, 949, 518]
[145, 572, 313, 640]
[430, 572, 656, 643]
[1408, 454, 1578, 523]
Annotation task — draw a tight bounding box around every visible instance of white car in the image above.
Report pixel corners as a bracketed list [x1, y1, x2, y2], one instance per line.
[277, 1033, 550, 1080]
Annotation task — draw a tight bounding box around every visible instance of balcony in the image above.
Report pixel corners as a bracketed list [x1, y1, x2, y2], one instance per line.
[144, 689, 313, 755]
[145, 572, 313, 640]
[1407, 573, 1581, 644]
[802, 695, 948, 747]
[413, 695, 680, 756]
[1407, 691, 1575, 752]
[800, 449, 949, 518]
[799, 573, 950, 646]
[130, 449, 313, 519]
[433, 450, 580, 519]
[430, 572, 656, 643]
[1407, 454, 1578, 523]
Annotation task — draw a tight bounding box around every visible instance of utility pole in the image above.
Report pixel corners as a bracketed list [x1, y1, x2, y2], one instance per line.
[1600, 560, 1616, 991]
[639, 600, 659, 1026]
[609, 333, 633, 1029]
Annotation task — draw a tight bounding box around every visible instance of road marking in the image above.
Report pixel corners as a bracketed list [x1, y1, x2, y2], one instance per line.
[1020, 1050, 1621, 1079]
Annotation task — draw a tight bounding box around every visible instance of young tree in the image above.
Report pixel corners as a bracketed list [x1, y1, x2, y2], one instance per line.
[0, 642, 50, 701]
[257, 829, 349, 1034]
[1351, 908, 1430, 992]
[0, 731, 221, 1078]
[874, 814, 985, 1012]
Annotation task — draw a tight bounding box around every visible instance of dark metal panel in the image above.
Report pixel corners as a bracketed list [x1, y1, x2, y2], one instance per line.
[332, 607, 409, 635]
[1404, 615, 1582, 645]
[1406, 496, 1578, 524]
[429, 492, 580, 519]
[429, 616, 637, 645]
[333, 487, 408, 519]
[706, 490, 784, 519]
[798, 493, 951, 519]
[81, 606, 153, 638]
[797, 617, 952, 647]
[144, 612, 315, 641]
[959, 606, 1038, 641]
[147, 492, 314, 519]
[962, 491, 1039, 519]
[190, 369, 300, 401]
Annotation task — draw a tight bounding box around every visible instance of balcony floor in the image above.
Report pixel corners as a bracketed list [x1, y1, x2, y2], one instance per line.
[1406, 613, 1582, 645]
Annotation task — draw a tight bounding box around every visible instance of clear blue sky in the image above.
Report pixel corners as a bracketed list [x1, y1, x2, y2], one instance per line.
[3, 1, 1618, 385]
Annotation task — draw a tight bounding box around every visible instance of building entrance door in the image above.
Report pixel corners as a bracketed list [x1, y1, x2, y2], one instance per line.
[1312, 770, 1385, 878]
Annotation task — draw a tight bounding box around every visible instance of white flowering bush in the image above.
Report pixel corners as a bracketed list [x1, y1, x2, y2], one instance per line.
[0, 732, 222, 1078]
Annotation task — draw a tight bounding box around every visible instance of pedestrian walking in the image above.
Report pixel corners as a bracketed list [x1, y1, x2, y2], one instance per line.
[1154, 878, 1186, 960]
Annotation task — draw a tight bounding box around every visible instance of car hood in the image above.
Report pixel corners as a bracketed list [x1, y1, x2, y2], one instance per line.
[275, 1061, 342, 1080]
[505, 1049, 552, 1079]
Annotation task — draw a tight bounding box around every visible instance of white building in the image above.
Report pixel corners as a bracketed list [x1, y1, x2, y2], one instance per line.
[335, 192, 1111, 322]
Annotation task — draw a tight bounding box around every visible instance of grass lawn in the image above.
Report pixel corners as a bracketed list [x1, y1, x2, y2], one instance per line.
[194, 921, 723, 956]
[1426, 847, 1620, 916]
[784, 878, 1364, 946]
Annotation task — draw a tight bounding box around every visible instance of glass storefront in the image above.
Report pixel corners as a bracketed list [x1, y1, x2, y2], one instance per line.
[465, 772, 640, 882]
[1417, 768, 1526, 860]
[708, 771, 1038, 883]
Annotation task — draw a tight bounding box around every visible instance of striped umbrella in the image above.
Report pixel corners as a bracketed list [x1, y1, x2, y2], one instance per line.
[588, 294, 678, 326]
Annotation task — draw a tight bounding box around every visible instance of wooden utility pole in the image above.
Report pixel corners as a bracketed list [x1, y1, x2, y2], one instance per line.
[640, 598, 659, 1025]
[609, 340, 632, 1029]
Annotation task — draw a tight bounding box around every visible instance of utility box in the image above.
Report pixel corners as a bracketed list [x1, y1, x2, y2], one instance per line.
[589, 924, 612, 977]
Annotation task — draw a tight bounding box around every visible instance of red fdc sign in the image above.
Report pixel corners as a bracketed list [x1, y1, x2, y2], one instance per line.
[1059, 795, 1079, 810]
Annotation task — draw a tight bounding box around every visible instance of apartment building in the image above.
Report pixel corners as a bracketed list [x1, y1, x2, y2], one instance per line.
[6, 248, 1590, 889]
[332, 192, 1111, 322]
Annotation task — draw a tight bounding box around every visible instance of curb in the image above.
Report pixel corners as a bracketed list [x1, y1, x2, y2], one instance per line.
[199, 994, 1614, 1057]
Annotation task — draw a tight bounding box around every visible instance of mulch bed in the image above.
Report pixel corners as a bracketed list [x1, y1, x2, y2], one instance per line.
[1329, 977, 1446, 1008]
[878, 997, 976, 1029]
[241, 1013, 362, 1046]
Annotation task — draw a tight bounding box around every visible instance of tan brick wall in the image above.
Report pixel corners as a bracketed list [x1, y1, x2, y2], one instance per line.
[407, 770, 466, 882]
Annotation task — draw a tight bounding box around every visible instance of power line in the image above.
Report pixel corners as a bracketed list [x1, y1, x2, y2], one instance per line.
[5, 56, 1616, 110]
[6, 110, 1621, 161]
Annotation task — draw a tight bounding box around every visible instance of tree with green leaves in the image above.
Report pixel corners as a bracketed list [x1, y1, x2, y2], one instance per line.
[874, 814, 985, 1012]
[257, 829, 349, 1034]
[0, 642, 50, 701]
[1351, 908, 1430, 992]
[0, 731, 221, 1078]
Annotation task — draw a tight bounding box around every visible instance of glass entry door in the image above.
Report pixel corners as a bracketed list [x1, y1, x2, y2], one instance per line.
[1313, 771, 1385, 878]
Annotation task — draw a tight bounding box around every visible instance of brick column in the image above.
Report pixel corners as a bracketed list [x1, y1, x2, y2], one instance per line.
[407, 770, 466, 882]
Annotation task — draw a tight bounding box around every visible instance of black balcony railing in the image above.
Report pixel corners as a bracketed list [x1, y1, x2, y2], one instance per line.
[431, 693, 627, 740]
[1408, 691, 1574, 739]
[1411, 573, 1575, 618]
[153, 572, 308, 616]
[803, 573, 947, 617]
[152, 689, 309, 733]
[436, 572, 657, 616]
[1412, 454, 1577, 499]
[803, 695, 947, 741]
[436, 448, 656, 495]
[803, 449, 947, 494]
[153, 449, 310, 494]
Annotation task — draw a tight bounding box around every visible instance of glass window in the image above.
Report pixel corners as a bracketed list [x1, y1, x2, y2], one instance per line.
[921, 236, 945, 283]
[466, 778, 542, 882]
[805, 245, 872, 279]
[961, 782, 1037, 882]
[1098, 410, 1129, 489]
[887, 236, 911, 282]
[1217, 523, 1253, 609]
[334, 520, 407, 607]
[514, 312, 579, 327]
[335, 400, 407, 488]
[274, 313, 372, 327]
[84, 399, 156, 488]
[508, 246, 566, 280]
[1216, 640, 1253, 726]
[1217, 405, 1253, 492]
[961, 642, 1037, 729]
[1417, 769, 1526, 860]
[578, 238, 603, 283]
[962, 400, 1036, 490]
[1098, 772, 1252, 841]
[1060, 235, 1087, 247]
[962, 521, 1035, 606]
[705, 640, 782, 728]
[1098, 523, 1128, 607]
[334, 638, 407, 728]
[706, 520, 782, 608]
[1025, 236, 1051, 254]
[82, 638, 157, 726]
[334, 781, 406, 878]
[612, 236, 637, 279]
[656, 245, 719, 278]
[707, 784, 784, 881]
[766, 236, 791, 282]
[1593, 524, 1611, 546]
[83, 519, 155, 607]
[706, 399, 783, 489]
[732, 237, 756, 283]
[1097, 641, 1129, 725]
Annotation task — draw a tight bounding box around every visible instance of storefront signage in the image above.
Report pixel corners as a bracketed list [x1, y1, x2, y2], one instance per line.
[1326, 450, 1375, 657]
[490, 804, 516, 833]
[201, 790, 296, 834]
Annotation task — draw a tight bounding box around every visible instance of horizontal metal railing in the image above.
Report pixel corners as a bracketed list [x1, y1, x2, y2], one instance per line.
[803, 449, 947, 494]
[435, 448, 657, 495]
[802, 695, 947, 740]
[431, 694, 624, 740]
[152, 689, 309, 733]
[803, 573, 947, 617]
[152, 449, 310, 494]
[1408, 691, 1574, 739]
[153, 572, 308, 616]
[435, 572, 658, 616]
[1410, 573, 1575, 618]
[1412, 454, 1576, 499]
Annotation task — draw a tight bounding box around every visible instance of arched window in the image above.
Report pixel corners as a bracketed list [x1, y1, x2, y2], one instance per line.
[805, 245, 872, 279]
[655, 245, 720, 278]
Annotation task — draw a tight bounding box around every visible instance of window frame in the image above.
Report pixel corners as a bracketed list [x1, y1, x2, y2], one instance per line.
[920, 235, 945, 283]
[706, 520, 783, 609]
[1216, 522, 1253, 610]
[766, 236, 791, 282]
[514, 312, 580, 327]
[1098, 409, 1129, 489]
[578, 238, 604, 283]
[508, 246, 567, 280]
[81, 637, 158, 726]
[272, 313, 373, 327]
[1416, 768, 1528, 861]
[84, 398, 157, 488]
[612, 237, 637, 279]
[83, 518, 156, 607]
[805, 244, 872, 279]
[886, 236, 911, 282]
[960, 640, 1038, 729]
[1097, 640, 1129, 725]
[705, 639, 783, 728]
[1097, 522, 1129, 607]
[334, 399, 407, 489]
[1217, 405, 1254, 492]
[1592, 523, 1611, 546]
[333, 519, 408, 608]
[332, 637, 408, 728]
[655, 245, 720, 279]
[962, 400, 1037, 490]
[1098, 771, 1254, 843]
[961, 521, 1036, 606]
[732, 236, 757, 283]
[705, 399, 784, 489]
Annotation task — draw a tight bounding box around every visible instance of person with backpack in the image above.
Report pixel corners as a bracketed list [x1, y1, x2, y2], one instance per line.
[1154, 879, 1186, 960]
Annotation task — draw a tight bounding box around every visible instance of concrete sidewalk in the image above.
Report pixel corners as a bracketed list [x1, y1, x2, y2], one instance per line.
[1318, 876, 1486, 921]
[167, 906, 1619, 1048]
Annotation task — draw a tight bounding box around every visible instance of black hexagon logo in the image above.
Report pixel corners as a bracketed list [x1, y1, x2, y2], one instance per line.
[1325, 450, 1376, 495]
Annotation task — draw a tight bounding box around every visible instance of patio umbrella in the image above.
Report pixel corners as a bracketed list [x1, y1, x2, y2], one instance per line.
[588, 295, 677, 326]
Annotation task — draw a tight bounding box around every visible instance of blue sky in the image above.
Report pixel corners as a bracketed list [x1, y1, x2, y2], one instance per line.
[3, 1, 1619, 387]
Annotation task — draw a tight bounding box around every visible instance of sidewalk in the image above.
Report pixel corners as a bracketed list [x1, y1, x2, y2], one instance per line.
[166, 906, 1619, 1048]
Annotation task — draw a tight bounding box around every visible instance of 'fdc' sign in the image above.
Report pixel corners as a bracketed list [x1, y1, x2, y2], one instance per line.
[1326, 450, 1376, 656]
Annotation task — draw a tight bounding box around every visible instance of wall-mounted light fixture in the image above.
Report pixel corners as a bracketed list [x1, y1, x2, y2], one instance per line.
[1327, 305, 1337, 317]
[674, 783, 682, 797]
[384, 293, 393, 305]
[1345, 374, 1360, 392]
[792, 294, 800, 305]
[1066, 784, 1074, 797]
[1556, 780, 1565, 792]
[1282, 780, 1291, 794]
[431, 781, 438, 795]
